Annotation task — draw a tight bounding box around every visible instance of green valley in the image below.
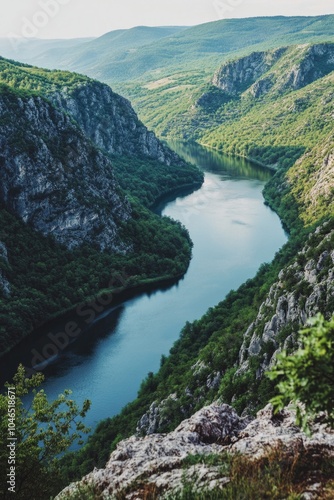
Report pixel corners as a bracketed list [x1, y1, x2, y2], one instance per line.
[1, 12, 334, 500]
[51, 36, 334, 498]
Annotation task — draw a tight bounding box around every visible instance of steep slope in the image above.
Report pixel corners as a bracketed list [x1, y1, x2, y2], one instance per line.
[212, 47, 287, 96]
[212, 42, 334, 98]
[0, 86, 130, 251]
[192, 43, 334, 230]
[0, 59, 203, 356]
[0, 57, 186, 166]
[49, 81, 182, 162]
[0, 57, 203, 205]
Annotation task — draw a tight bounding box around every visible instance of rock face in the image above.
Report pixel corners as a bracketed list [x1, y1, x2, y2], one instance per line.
[231, 404, 334, 459]
[281, 43, 334, 92]
[56, 402, 334, 499]
[50, 81, 182, 165]
[212, 43, 334, 99]
[0, 60, 192, 251]
[0, 241, 10, 297]
[136, 393, 179, 436]
[0, 90, 131, 251]
[212, 48, 286, 96]
[237, 224, 334, 378]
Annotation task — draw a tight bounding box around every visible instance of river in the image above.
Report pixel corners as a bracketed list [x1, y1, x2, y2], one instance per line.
[2, 142, 287, 432]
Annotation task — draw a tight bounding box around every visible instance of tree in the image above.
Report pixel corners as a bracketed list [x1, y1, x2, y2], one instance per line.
[0, 365, 91, 499]
[267, 314, 334, 431]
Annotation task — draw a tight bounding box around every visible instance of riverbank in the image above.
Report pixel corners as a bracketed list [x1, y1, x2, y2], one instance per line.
[198, 141, 278, 172]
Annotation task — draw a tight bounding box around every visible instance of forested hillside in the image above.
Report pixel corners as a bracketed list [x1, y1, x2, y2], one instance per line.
[0, 57, 203, 356]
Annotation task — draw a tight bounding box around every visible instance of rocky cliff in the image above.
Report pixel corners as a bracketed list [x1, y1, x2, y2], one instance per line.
[0, 57, 197, 250]
[56, 402, 334, 499]
[212, 42, 334, 99]
[0, 88, 131, 251]
[0, 241, 10, 297]
[237, 223, 334, 380]
[50, 81, 183, 164]
[212, 48, 286, 96]
[135, 222, 334, 437]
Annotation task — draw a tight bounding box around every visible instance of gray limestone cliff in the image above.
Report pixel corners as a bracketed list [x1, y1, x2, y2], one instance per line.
[0, 90, 131, 251]
[0, 58, 194, 251]
[212, 48, 286, 96]
[212, 42, 334, 99]
[49, 81, 182, 165]
[236, 224, 334, 380]
[56, 402, 334, 499]
[0, 241, 10, 297]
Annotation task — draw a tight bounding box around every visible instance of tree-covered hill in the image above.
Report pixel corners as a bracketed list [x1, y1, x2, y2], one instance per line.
[0, 58, 203, 356]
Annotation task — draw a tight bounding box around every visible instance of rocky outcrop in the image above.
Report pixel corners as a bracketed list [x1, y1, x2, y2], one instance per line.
[137, 394, 179, 436]
[0, 90, 131, 251]
[56, 403, 248, 498]
[237, 224, 334, 378]
[0, 241, 10, 297]
[50, 81, 183, 165]
[0, 58, 198, 251]
[56, 402, 334, 499]
[212, 43, 334, 100]
[212, 48, 286, 96]
[281, 43, 334, 92]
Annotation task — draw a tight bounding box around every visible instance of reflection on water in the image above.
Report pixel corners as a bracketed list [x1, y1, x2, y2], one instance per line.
[167, 140, 272, 181]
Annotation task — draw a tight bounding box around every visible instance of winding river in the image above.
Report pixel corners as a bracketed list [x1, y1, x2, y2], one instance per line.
[2, 142, 287, 432]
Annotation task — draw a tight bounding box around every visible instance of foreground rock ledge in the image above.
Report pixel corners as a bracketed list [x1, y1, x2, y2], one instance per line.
[56, 403, 334, 499]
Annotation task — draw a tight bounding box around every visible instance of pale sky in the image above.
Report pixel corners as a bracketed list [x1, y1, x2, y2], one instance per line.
[1, 0, 334, 39]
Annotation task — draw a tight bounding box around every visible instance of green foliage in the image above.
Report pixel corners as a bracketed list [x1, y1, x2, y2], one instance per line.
[0, 198, 193, 355]
[0, 57, 89, 96]
[0, 56, 203, 355]
[0, 365, 90, 499]
[111, 154, 203, 208]
[57, 230, 310, 487]
[120, 42, 334, 232]
[268, 314, 334, 431]
[167, 446, 334, 500]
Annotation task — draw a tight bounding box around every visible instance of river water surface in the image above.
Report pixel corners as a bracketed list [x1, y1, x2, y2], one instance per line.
[3, 142, 287, 432]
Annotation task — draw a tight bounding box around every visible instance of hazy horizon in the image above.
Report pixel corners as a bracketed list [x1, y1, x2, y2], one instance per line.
[1, 13, 334, 42]
[1, 0, 334, 40]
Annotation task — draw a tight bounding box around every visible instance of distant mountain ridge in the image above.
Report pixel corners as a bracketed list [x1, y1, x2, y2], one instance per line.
[1, 16, 334, 83]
